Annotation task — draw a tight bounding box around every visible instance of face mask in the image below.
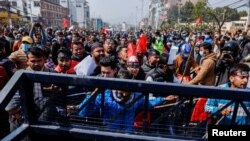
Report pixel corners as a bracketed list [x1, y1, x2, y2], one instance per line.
[156, 37, 161, 41]
[238, 36, 243, 40]
[181, 34, 187, 38]
[67, 35, 72, 40]
[21, 44, 31, 52]
[205, 35, 209, 38]
[199, 51, 205, 57]
[15, 35, 20, 40]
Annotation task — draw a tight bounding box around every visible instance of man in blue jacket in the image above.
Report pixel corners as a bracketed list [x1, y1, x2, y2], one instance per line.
[78, 67, 166, 131]
[205, 63, 250, 125]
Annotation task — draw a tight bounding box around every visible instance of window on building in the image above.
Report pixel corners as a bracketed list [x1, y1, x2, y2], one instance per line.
[61, 0, 66, 3]
[76, 5, 82, 7]
[34, 1, 40, 7]
[12, 2, 17, 7]
[23, 2, 27, 7]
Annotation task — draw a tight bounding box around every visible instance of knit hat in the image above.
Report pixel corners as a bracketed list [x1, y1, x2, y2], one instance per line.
[127, 56, 140, 67]
[91, 42, 103, 52]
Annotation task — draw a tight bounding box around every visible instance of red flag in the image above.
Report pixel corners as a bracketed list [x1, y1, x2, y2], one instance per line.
[195, 17, 202, 26]
[63, 18, 69, 28]
[127, 42, 137, 59]
[102, 27, 107, 35]
[136, 33, 147, 54]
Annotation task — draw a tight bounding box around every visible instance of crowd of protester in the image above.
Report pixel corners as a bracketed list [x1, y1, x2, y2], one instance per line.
[1, 23, 250, 138]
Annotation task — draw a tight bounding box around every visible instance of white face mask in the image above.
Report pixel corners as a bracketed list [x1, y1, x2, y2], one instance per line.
[238, 36, 244, 40]
[205, 35, 209, 38]
[199, 51, 205, 57]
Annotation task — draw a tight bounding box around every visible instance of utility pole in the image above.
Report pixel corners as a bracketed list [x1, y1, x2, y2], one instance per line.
[245, 0, 250, 31]
[5, 0, 12, 28]
[67, 0, 72, 26]
[135, 6, 138, 32]
[141, 0, 144, 20]
[29, 0, 33, 23]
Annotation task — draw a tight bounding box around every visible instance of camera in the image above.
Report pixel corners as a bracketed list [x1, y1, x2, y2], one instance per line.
[223, 53, 231, 59]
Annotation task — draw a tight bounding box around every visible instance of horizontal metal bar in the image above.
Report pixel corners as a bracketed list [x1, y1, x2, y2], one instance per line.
[29, 124, 203, 141]
[22, 70, 250, 101]
[1, 124, 29, 141]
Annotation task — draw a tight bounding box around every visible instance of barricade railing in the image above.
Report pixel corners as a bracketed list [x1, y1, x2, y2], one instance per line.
[1, 70, 250, 141]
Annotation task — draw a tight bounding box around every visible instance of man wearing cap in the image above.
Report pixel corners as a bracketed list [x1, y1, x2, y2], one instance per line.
[205, 63, 250, 125]
[55, 47, 74, 74]
[74, 42, 104, 76]
[8, 36, 33, 70]
[91, 42, 104, 65]
[127, 55, 145, 80]
[87, 42, 105, 76]
[141, 49, 161, 74]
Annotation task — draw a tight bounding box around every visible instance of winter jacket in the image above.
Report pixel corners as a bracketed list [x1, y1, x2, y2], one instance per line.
[78, 89, 165, 131]
[189, 53, 217, 86]
[141, 61, 155, 74]
[205, 83, 250, 125]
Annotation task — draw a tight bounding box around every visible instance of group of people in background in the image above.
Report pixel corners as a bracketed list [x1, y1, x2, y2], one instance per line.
[1, 23, 250, 138]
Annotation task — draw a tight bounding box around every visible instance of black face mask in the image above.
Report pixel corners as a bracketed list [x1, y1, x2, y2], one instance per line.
[220, 42, 225, 48]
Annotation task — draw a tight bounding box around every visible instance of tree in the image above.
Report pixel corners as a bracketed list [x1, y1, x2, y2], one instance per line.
[167, 5, 179, 23]
[207, 6, 239, 33]
[238, 10, 248, 17]
[180, 1, 194, 22]
[193, 0, 209, 21]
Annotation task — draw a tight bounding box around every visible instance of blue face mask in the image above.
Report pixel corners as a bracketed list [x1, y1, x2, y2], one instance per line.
[182, 54, 189, 60]
[199, 51, 205, 57]
[67, 35, 72, 40]
[21, 44, 31, 52]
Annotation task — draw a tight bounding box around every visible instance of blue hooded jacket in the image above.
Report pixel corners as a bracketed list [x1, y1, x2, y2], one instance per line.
[205, 83, 250, 125]
[79, 89, 165, 131]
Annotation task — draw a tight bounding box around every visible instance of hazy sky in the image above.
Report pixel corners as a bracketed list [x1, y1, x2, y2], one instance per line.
[209, 0, 247, 9]
[88, 0, 247, 24]
[89, 0, 149, 25]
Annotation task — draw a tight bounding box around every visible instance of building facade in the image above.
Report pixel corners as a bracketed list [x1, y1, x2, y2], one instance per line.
[0, 0, 69, 27]
[40, 0, 69, 27]
[149, 0, 198, 29]
[60, 0, 90, 28]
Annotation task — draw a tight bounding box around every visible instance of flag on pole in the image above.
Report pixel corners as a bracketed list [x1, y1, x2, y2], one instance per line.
[136, 33, 147, 54]
[63, 18, 69, 28]
[195, 17, 202, 26]
[102, 27, 107, 35]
